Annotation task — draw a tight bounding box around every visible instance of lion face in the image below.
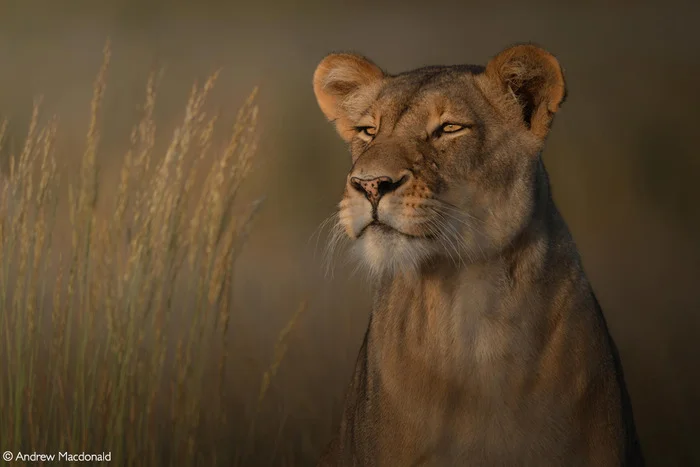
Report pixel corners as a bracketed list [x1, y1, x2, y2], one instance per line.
[313, 45, 567, 276]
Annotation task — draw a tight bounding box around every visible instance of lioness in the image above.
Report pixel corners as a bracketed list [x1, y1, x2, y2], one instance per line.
[312, 44, 644, 466]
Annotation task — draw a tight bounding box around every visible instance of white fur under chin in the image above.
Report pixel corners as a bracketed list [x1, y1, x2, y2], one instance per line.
[352, 228, 436, 279]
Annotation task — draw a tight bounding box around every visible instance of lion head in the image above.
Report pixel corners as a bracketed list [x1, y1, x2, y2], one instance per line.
[313, 44, 567, 277]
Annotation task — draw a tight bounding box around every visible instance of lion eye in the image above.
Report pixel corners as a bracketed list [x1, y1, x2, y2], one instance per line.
[356, 126, 377, 137]
[441, 123, 463, 133]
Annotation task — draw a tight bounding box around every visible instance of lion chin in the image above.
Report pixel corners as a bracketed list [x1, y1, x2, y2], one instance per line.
[352, 224, 437, 278]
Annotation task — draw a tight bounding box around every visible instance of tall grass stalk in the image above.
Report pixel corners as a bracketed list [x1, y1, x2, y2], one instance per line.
[0, 42, 292, 466]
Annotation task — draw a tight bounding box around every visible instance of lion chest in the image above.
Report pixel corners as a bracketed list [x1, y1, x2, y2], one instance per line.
[372, 267, 530, 395]
[365, 273, 578, 465]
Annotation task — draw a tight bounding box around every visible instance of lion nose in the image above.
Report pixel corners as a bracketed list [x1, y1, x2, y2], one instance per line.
[350, 174, 408, 206]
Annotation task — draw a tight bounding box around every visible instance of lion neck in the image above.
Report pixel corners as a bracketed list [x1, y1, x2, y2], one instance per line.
[367, 161, 565, 381]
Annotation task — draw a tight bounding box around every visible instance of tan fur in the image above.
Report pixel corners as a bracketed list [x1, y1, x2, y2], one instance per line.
[313, 44, 644, 466]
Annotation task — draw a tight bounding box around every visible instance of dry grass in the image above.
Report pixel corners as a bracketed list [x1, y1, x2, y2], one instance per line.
[0, 41, 300, 466]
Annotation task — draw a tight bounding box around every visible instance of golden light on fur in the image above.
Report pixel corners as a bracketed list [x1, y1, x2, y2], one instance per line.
[485, 44, 567, 139]
[313, 53, 385, 142]
[313, 44, 644, 466]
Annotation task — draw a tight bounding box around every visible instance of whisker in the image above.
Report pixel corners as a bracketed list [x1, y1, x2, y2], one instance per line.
[436, 215, 472, 267]
[426, 217, 461, 267]
[427, 206, 486, 233]
[421, 200, 488, 226]
[428, 206, 490, 261]
[310, 211, 340, 258]
[322, 219, 350, 279]
[432, 210, 483, 264]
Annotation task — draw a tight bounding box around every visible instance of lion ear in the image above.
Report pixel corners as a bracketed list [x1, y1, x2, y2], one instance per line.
[313, 53, 385, 142]
[485, 44, 567, 139]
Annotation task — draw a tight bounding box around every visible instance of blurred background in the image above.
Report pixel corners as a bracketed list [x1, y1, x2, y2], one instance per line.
[0, 0, 698, 465]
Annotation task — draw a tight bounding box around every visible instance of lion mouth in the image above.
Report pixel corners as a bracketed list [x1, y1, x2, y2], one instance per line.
[358, 220, 436, 240]
[357, 220, 393, 237]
